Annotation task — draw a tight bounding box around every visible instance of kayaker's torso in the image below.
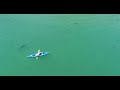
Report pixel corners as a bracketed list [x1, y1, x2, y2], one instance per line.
[35, 52, 41, 56]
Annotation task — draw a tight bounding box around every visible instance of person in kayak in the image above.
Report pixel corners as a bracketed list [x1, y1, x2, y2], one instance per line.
[35, 49, 41, 60]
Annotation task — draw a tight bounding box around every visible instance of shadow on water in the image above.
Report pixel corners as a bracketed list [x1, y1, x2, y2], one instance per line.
[112, 39, 120, 49]
[18, 43, 30, 56]
[19, 44, 26, 49]
[17, 41, 32, 52]
[18, 43, 28, 50]
[73, 22, 79, 24]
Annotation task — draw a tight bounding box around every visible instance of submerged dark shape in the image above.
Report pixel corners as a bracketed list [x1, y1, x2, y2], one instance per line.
[116, 19, 120, 21]
[116, 40, 120, 42]
[19, 44, 26, 49]
[73, 22, 79, 24]
[112, 45, 116, 48]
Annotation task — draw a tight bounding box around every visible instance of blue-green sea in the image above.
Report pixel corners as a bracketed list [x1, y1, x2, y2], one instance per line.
[0, 14, 120, 76]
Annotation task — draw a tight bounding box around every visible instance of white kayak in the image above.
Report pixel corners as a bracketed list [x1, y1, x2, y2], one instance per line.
[27, 52, 49, 58]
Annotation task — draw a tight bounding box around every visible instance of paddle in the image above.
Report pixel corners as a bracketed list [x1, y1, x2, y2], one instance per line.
[36, 57, 38, 60]
[36, 49, 40, 60]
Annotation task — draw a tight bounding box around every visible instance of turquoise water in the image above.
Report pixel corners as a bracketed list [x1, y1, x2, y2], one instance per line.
[0, 14, 120, 76]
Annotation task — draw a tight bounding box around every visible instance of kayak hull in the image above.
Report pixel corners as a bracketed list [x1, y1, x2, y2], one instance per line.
[27, 52, 49, 58]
